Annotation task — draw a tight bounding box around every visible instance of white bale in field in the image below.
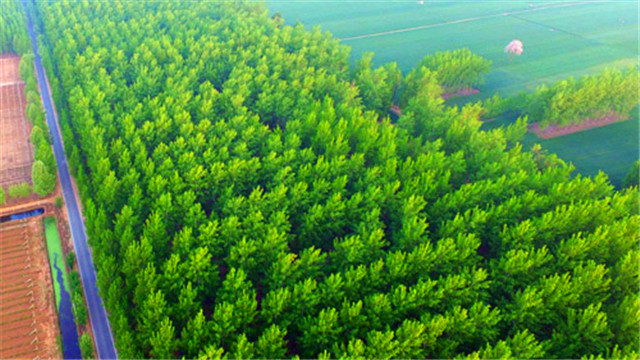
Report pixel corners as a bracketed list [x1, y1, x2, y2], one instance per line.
[505, 40, 524, 56]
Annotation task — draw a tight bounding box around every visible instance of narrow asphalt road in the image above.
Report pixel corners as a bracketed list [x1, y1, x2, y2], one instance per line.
[23, 4, 118, 359]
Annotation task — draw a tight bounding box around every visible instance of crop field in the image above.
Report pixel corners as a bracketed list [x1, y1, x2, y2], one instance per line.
[267, 1, 638, 95]
[267, 0, 639, 186]
[484, 107, 639, 187]
[0, 218, 60, 359]
[0, 55, 33, 190]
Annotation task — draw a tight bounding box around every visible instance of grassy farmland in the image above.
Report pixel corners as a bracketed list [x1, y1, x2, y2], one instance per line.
[266, 0, 639, 186]
[483, 107, 639, 188]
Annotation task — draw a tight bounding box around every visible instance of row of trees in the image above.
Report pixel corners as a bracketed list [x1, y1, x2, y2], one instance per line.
[18, 54, 57, 196]
[66, 249, 95, 360]
[480, 67, 639, 128]
[527, 67, 639, 128]
[32, 0, 638, 358]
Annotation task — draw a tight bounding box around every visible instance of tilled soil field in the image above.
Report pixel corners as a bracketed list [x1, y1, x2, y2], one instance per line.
[0, 218, 60, 359]
[0, 55, 33, 191]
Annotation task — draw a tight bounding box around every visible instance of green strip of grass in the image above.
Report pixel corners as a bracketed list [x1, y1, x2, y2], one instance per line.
[44, 216, 70, 309]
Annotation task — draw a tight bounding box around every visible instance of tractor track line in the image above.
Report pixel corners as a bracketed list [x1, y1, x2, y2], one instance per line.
[341, 1, 589, 41]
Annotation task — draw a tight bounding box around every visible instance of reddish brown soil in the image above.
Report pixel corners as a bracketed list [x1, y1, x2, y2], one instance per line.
[529, 113, 626, 139]
[0, 55, 33, 193]
[0, 218, 61, 359]
[390, 104, 402, 116]
[441, 87, 480, 100]
[0, 55, 21, 82]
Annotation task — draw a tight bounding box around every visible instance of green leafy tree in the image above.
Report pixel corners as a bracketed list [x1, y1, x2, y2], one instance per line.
[622, 161, 639, 188]
[79, 333, 95, 359]
[32, 160, 56, 196]
[72, 291, 88, 327]
[415, 48, 492, 92]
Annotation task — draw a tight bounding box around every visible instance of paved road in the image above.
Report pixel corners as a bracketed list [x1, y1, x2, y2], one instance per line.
[23, 4, 118, 359]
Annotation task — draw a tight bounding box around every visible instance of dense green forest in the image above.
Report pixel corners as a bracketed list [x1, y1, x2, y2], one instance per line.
[0, 0, 30, 54]
[31, 0, 639, 359]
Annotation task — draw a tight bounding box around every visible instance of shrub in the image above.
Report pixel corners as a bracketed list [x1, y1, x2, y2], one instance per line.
[66, 251, 76, 270]
[56, 197, 63, 208]
[0, 186, 5, 204]
[69, 270, 87, 326]
[31, 125, 45, 146]
[69, 270, 81, 292]
[79, 333, 94, 359]
[72, 291, 88, 327]
[8, 182, 31, 198]
[622, 161, 639, 188]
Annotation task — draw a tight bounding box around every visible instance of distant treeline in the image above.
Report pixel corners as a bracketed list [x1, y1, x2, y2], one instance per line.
[480, 67, 639, 128]
[0, 0, 30, 55]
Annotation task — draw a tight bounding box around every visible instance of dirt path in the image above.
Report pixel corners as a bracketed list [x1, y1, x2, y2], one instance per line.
[442, 88, 479, 100]
[529, 113, 627, 139]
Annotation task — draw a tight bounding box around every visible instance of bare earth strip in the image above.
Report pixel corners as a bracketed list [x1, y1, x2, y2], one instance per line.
[442, 88, 480, 100]
[529, 113, 627, 139]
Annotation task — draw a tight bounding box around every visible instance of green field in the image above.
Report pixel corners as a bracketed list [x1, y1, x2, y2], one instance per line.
[266, 0, 639, 186]
[483, 107, 639, 188]
[44, 216, 70, 309]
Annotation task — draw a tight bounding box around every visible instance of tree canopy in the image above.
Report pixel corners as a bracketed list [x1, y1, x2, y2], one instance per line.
[32, 160, 56, 196]
[31, 0, 639, 359]
[0, 0, 30, 54]
[413, 48, 492, 93]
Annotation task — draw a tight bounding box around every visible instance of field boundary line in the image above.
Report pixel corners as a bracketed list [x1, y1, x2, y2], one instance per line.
[0, 81, 25, 87]
[341, 1, 589, 41]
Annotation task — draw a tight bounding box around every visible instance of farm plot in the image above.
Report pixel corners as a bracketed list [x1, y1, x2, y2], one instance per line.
[268, 1, 638, 95]
[0, 55, 33, 190]
[482, 106, 639, 187]
[0, 218, 60, 359]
